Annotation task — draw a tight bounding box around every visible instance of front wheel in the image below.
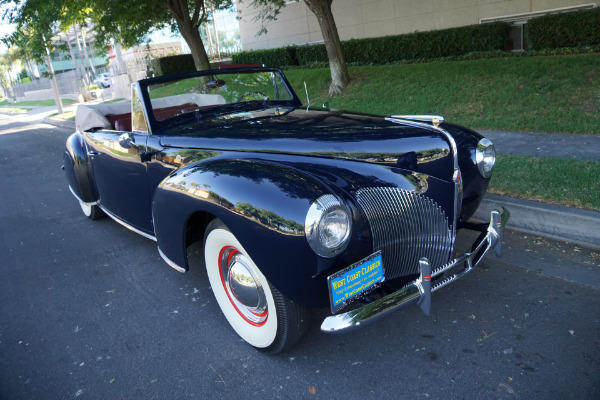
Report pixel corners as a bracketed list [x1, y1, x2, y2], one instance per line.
[204, 219, 309, 353]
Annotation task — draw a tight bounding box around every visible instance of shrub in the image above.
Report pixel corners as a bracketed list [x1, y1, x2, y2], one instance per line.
[341, 22, 510, 64]
[527, 8, 600, 50]
[150, 54, 196, 76]
[232, 22, 509, 67]
[295, 44, 327, 65]
[231, 46, 297, 67]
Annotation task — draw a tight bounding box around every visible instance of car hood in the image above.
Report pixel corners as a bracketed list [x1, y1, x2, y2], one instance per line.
[157, 107, 454, 181]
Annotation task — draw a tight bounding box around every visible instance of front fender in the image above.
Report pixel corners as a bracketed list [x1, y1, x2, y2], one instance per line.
[152, 158, 337, 306]
[63, 131, 97, 203]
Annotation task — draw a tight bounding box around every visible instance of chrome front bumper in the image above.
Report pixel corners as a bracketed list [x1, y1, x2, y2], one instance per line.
[321, 209, 507, 333]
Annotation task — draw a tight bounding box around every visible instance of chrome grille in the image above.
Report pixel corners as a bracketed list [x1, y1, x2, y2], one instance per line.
[356, 187, 454, 279]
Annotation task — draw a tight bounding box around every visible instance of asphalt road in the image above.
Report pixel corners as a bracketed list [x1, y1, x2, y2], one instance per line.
[1, 113, 599, 399]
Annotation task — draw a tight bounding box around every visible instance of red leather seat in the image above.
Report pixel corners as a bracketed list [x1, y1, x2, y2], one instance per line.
[106, 112, 132, 131]
[114, 117, 132, 132]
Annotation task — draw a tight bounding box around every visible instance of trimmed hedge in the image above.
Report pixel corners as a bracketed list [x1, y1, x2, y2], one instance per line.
[296, 44, 327, 65]
[150, 54, 196, 76]
[231, 46, 297, 67]
[342, 22, 509, 64]
[527, 7, 600, 50]
[234, 22, 510, 67]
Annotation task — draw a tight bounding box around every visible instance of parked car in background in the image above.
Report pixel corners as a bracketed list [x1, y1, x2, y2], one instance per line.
[93, 73, 111, 88]
[63, 66, 506, 353]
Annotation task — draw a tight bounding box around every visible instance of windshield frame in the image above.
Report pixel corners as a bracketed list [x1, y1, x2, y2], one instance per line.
[137, 67, 302, 135]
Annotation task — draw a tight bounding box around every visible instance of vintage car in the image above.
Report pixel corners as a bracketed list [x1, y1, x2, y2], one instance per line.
[93, 72, 111, 88]
[63, 66, 506, 353]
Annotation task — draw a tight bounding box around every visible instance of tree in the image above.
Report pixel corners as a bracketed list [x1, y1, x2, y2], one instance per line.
[89, 0, 233, 71]
[246, 0, 350, 95]
[3, 0, 234, 74]
[303, 0, 349, 95]
[0, 54, 16, 98]
[2, 0, 65, 113]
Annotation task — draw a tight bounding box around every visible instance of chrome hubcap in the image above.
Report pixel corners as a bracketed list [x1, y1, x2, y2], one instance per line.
[219, 247, 268, 325]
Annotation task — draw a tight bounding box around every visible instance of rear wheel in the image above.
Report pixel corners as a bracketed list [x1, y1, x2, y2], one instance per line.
[79, 200, 105, 220]
[204, 219, 309, 353]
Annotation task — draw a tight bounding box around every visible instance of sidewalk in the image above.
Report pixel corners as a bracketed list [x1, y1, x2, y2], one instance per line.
[477, 129, 600, 161]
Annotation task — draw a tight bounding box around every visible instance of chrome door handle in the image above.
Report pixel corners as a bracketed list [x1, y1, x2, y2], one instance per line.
[87, 150, 99, 156]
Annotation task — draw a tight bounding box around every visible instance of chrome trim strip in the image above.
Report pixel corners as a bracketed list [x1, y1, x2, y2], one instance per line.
[390, 115, 445, 124]
[97, 204, 158, 242]
[158, 248, 186, 273]
[320, 209, 504, 333]
[68, 185, 97, 206]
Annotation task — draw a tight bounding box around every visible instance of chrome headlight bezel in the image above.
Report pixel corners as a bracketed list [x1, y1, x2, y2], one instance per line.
[305, 194, 352, 258]
[476, 138, 496, 178]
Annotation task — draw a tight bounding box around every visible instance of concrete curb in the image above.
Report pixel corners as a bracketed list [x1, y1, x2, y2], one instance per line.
[43, 116, 75, 130]
[474, 194, 600, 250]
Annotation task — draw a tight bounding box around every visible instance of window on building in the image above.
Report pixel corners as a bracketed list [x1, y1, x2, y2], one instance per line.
[508, 21, 527, 52]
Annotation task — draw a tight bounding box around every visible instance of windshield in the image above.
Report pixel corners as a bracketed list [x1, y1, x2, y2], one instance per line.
[146, 71, 295, 122]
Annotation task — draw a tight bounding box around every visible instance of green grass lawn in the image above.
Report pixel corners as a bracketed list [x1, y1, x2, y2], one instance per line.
[103, 98, 126, 103]
[0, 98, 76, 107]
[49, 110, 76, 121]
[489, 155, 600, 210]
[285, 54, 600, 134]
[0, 107, 31, 113]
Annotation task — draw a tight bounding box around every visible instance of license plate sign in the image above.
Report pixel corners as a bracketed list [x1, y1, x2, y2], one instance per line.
[328, 251, 384, 313]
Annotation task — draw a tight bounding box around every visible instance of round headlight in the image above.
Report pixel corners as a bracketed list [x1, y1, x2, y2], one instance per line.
[305, 194, 351, 258]
[476, 138, 496, 178]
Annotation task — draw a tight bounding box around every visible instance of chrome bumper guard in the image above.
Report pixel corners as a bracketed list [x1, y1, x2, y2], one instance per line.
[321, 209, 507, 333]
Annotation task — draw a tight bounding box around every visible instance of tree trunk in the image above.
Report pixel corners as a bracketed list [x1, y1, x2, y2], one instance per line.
[209, 1, 221, 61]
[24, 59, 35, 80]
[304, 0, 349, 95]
[181, 22, 212, 70]
[166, 0, 212, 71]
[74, 26, 90, 85]
[79, 26, 97, 79]
[205, 21, 215, 58]
[65, 30, 85, 85]
[43, 39, 64, 114]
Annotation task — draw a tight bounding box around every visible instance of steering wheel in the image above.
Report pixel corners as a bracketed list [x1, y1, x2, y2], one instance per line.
[236, 91, 268, 102]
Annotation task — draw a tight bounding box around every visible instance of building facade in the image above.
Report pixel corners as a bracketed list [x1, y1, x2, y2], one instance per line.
[237, 0, 598, 51]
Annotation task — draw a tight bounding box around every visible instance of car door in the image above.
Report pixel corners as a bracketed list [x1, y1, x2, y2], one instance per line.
[85, 94, 153, 234]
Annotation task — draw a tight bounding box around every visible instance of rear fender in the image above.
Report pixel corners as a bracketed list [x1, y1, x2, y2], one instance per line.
[64, 132, 98, 203]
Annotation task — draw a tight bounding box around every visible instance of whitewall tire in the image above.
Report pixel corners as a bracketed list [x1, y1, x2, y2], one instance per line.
[204, 219, 309, 353]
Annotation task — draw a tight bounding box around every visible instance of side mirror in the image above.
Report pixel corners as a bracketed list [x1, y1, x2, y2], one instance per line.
[119, 132, 135, 149]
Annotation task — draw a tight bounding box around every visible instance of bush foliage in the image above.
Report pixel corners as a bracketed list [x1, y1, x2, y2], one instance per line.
[527, 7, 600, 50]
[233, 22, 510, 67]
[231, 46, 297, 67]
[150, 54, 196, 76]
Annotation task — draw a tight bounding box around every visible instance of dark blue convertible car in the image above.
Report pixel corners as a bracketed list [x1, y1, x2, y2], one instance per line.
[63, 66, 505, 353]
